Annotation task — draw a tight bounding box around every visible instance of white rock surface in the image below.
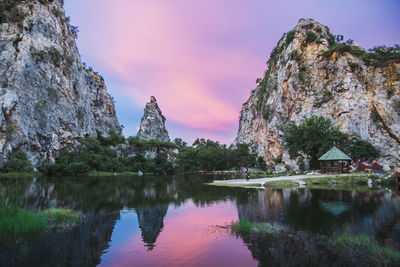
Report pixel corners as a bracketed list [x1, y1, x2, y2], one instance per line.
[137, 96, 170, 142]
[0, 1, 121, 163]
[237, 18, 400, 171]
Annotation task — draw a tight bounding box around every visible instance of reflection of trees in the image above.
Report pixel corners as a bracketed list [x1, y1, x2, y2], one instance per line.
[0, 211, 119, 267]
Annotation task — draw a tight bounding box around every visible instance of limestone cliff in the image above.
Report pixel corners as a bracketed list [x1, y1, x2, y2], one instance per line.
[237, 18, 400, 170]
[137, 96, 170, 142]
[0, 0, 121, 163]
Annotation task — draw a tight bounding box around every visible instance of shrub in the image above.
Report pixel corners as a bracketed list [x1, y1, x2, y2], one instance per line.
[290, 50, 302, 61]
[297, 158, 306, 172]
[12, 35, 23, 53]
[348, 61, 359, 72]
[313, 89, 333, 108]
[386, 87, 396, 99]
[262, 103, 273, 122]
[272, 155, 282, 164]
[393, 98, 400, 115]
[306, 31, 317, 43]
[1, 151, 33, 173]
[285, 30, 296, 46]
[370, 107, 380, 122]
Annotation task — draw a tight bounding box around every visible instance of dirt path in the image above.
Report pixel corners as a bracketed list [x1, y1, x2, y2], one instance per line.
[212, 173, 352, 186]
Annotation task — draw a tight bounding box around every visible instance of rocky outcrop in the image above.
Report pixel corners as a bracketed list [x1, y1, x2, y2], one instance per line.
[0, 0, 121, 163]
[237, 18, 400, 170]
[137, 96, 170, 142]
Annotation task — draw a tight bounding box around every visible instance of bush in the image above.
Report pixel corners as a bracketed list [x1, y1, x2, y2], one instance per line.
[393, 98, 400, 115]
[306, 31, 317, 43]
[285, 30, 296, 46]
[1, 151, 33, 173]
[348, 61, 359, 72]
[272, 155, 282, 164]
[262, 103, 273, 122]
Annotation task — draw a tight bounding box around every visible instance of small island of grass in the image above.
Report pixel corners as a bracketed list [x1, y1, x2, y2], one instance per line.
[0, 207, 82, 245]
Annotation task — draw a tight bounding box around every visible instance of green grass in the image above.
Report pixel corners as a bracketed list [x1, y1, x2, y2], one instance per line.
[41, 208, 81, 226]
[231, 218, 287, 235]
[206, 183, 262, 188]
[263, 180, 298, 189]
[330, 233, 400, 266]
[0, 207, 47, 240]
[0, 172, 39, 178]
[88, 171, 139, 177]
[0, 207, 81, 243]
[263, 173, 395, 191]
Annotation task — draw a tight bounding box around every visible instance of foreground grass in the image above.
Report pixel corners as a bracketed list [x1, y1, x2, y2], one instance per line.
[330, 233, 400, 266]
[231, 219, 400, 266]
[0, 207, 82, 243]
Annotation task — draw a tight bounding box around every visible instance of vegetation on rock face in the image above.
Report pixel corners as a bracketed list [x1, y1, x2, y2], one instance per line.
[305, 31, 317, 43]
[322, 41, 400, 67]
[283, 116, 379, 169]
[0, 0, 26, 26]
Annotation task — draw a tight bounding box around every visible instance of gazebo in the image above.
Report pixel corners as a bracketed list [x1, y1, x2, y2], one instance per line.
[318, 146, 352, 174]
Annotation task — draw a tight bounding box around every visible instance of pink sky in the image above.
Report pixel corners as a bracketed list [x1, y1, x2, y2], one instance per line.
[65, 0, 400, 144]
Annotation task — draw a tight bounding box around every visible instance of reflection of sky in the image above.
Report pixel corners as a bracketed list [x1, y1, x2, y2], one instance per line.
[99, 200, 257, 267]
[64, 0, 400, 144]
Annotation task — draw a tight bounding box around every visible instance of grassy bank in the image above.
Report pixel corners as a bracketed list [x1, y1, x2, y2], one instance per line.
[206, 183, 262, 188]
[0, 172, 40, 178]
[231, 219, 400, 266]
[0, 207, 81, 244]
[330, 233, 400, 266]
[263, 173, 396, 191]
[88, 171, 140, 177]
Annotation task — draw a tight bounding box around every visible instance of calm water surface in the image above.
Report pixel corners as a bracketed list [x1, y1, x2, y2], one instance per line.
[1, 175, 400, 266]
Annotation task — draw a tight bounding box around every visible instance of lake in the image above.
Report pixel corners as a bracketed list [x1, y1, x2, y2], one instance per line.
[1, 175, 399, 266]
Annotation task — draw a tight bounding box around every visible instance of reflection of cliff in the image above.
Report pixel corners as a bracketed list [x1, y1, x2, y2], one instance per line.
[136, 204, 169, 250]
[237, 190, 285, 222]
[0, 211, 119, 267]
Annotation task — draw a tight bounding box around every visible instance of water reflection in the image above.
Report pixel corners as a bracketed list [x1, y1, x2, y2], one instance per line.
[237, 188, 400, 246]
[1, 176, 400, 266]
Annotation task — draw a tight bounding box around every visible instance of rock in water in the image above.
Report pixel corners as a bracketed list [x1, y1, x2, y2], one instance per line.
[0, 1, 121, 163]
[137, 96, 170, 142]
[237, 18, 400, 170]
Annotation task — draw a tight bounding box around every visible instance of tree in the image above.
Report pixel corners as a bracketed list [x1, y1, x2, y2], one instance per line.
[234, 144, 256, 171]
[1, 151, 33, 172]
[283, 116, 379, 169]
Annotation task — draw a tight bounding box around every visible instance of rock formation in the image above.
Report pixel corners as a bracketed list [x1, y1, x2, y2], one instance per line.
[137, 96, 170, 142]
[237, 18, 400, 170]
[0, 0, 121, 163]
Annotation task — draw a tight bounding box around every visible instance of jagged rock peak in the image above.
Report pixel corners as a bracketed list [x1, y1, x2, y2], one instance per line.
[137, 96, 170, 142]
[0, 0, 121, 163]
[237, 18, 400, 170]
